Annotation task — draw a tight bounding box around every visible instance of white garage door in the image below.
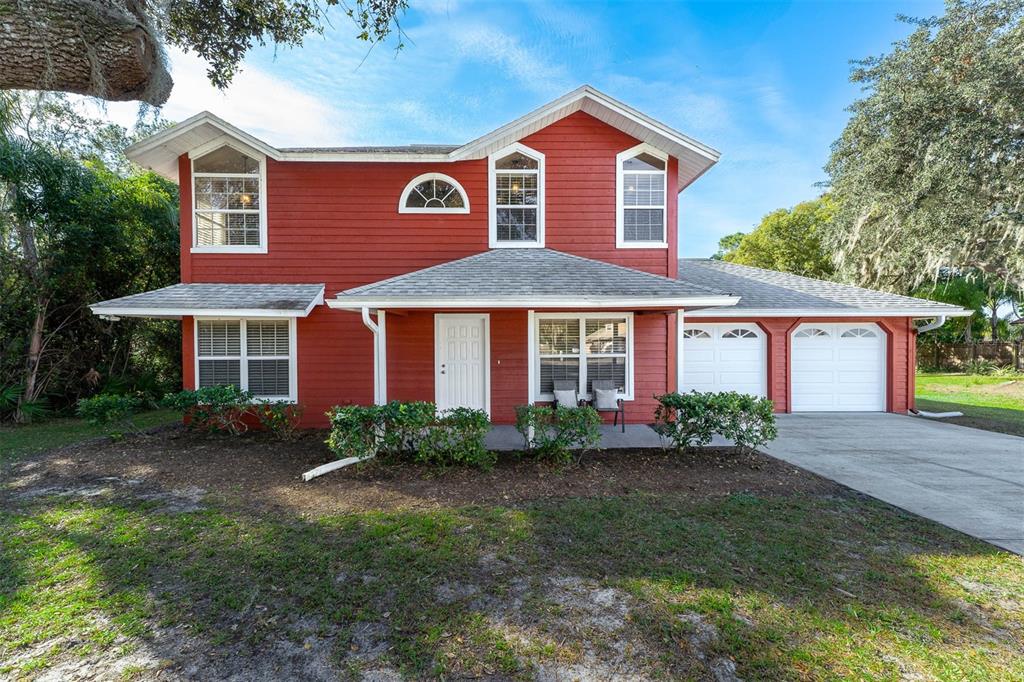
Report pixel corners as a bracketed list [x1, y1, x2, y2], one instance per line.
[682, 323, 766, 397]
[791, 323, 886, 411]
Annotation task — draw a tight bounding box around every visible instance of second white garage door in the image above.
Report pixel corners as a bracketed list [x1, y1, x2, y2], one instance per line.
[682, 323, 766, 397]
[791, 323, 886, 411]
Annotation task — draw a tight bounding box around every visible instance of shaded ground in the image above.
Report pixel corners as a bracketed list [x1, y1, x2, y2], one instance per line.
[917, 373, 1024, 437]
[1, 428, 1023, 681]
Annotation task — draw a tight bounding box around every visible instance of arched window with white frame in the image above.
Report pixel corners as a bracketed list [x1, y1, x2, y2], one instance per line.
[616, 143, 668, 248]
[489, 142, 544, 248]
[190, 141, 268, 253]
[398, 173, 470, 213]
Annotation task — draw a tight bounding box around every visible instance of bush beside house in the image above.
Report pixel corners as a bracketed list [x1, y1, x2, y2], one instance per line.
[653, 391, 777, 453]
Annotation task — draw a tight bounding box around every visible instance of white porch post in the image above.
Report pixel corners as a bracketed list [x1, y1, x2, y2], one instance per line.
[676, 309, 685, 392]
[526, 309, 536, 443]
[361, 307, 387, 405]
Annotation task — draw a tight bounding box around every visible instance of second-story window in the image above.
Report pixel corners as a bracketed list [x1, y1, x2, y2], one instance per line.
[489, 143, 544, 248]
[616, 143, 668, 248]
[399, 173, 470, 213]
[192, 144, 267, 253]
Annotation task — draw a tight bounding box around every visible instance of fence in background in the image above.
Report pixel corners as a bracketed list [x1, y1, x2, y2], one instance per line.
[918, 341, 1023, 372]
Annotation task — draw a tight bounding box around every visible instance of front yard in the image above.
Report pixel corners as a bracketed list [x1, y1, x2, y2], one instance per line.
[1, 427, 1022, 680]
[916, 373, 1024, 437]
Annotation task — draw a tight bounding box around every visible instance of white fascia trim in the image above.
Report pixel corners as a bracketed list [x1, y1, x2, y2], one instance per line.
[684, 307, 974, 318]
[328, 295, 740, 310]
[450, 85, 720, 163]
[282, 151, 452, 163]
[616, 142, 669, 249]
[127, 111, 282, 163]
[90, 306, 316, 319]
[190, 137, 269, 255]
[398, 172, 471, 214]
[488, 142, 545, 248]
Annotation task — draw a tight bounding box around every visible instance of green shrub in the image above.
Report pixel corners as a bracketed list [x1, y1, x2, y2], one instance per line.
[326, 401, 493, 468]
[76, 393, 144, 438]
[653, 391, 777, 453]
[416, 407, 494, 469]
[161, 385, 253, 435]
[514, 404, 602, 464]
[253, 402, 304, 440]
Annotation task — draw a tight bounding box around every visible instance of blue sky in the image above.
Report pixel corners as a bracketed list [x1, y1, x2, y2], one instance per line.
[105, 0, 944, 257]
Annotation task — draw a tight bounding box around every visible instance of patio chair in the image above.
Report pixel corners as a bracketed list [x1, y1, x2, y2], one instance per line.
[551, 379, 585, 410]
[587, 379, 625, 433]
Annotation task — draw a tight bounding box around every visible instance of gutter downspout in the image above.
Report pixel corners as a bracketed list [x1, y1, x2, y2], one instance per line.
[303, 307, 386, 482]
[915, 315, 946, 334]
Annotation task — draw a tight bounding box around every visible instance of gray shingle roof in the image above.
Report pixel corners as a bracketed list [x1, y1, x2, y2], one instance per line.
[332, 249, 736, 307]
[678, 259, 969, 315]
[90, 283, 325, 318]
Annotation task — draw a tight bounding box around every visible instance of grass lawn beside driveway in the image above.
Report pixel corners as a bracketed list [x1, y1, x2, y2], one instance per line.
[0, 409, 182, 463]
[1, 428, 1022, 680]
[916, 373, 1024, 437]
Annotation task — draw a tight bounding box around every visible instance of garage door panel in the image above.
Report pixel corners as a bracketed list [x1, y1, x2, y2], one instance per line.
[682, 324, 766, 397]
[791, 323, 885, 412]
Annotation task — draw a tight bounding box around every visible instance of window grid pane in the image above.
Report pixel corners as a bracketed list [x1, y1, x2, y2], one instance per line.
[495, 173, 538, 206]
[198, 359, 241, 388]
[194, 177, 260, 210]
[247, 321, 290, 356]
[539, 357, 580, 395]
[195, 212, 261, 246]
[496, 207, 537, 242]
[585, 319, 627, 354]
[586, 357, 626, 394]
[539, 319, 580, 355]
[623, 208, 665, 242]
[197, 321, 241, 357]
[623, 173, 664, 207]
[248, 359, 290, 396]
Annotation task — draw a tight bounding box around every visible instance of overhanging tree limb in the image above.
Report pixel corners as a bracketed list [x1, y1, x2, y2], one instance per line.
[0, 0, 172, 105]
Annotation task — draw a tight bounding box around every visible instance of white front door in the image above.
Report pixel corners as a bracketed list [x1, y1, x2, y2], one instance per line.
[681, 323, 767, 397]
[435, 314, 489, 413]
[791, 323, 886, 411]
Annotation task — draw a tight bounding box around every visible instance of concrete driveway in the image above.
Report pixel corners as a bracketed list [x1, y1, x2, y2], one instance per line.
[762, 413, 1024, 554]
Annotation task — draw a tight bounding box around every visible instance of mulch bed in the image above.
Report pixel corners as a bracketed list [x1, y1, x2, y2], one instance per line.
[2, 426, 843, 517]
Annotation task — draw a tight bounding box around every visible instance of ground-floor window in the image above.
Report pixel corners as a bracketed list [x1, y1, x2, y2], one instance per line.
[195, 318, 296, 401]
[534, 313, 633, 401]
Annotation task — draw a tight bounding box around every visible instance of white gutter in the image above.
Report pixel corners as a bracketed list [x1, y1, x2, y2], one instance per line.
[329, 295, 739, 310]
[361, 307, 387, 405]
[915, 315, 947, 333]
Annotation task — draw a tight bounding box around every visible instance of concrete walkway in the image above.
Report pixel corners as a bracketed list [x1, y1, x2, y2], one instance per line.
[485, 424, 675, 451]
[762, 413, 1024, 555]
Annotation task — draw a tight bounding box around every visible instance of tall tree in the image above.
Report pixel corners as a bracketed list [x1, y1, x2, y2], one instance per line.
[718, 196, 836, 279]
[825, 0, 1024, 291]
[0, 0, 409, 105]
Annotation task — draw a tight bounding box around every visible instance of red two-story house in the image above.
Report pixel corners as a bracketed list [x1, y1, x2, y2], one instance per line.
[91, 86, 967, 427]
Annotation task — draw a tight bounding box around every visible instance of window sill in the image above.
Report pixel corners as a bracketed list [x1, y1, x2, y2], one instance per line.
[489, 241, 545, 249]
[615, 241, 668, 250]
[536, 394, 633, 402]
[191, 245, 268, 254]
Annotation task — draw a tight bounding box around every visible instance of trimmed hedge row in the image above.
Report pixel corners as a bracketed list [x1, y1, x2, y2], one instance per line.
[326, 401, 493, 468]
[653, 391, 777, 452]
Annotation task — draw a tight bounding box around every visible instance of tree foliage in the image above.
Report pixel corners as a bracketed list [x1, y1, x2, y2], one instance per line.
[717, 195, 836, 279]
[825, 0, 1024, 291]
[0, 0, 410, 105]
[0, 93, 180, 422]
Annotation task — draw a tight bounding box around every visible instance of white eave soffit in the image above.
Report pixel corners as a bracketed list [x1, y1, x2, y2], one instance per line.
[125, 86, 721, 186]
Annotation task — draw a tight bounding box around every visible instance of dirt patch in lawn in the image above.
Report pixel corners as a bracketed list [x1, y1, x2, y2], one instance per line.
[0, 427, 841, 517]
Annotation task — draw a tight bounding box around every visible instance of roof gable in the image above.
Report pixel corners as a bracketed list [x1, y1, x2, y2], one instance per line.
[126, 85, 719, 188]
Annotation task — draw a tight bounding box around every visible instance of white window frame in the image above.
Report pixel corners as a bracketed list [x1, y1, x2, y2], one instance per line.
[189, 136, 268, 254]
[488, 142, 545, 248]
[531, 312, 634, 402]
[616, 142, 668, 249]
[193, 317, 297, 402]
[398, 172, 470, 214]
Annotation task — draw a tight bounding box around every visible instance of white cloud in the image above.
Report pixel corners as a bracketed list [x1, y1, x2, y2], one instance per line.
[87, 48, 351, 147]
[451, 24, 572, 96]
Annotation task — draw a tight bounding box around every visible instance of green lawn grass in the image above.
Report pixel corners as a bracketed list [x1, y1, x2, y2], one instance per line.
[1, 492, 1021, 680]
[0, 410, 181, 463]
[916, 373, 1024, 436]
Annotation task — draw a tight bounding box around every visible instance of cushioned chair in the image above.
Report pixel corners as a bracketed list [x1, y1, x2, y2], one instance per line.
[551, 379, 584, 410]
[587, 379, 625, 432]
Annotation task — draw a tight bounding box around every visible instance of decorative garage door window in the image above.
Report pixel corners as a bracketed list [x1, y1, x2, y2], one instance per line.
[682, 328, 710, 339]
[192, 144, 264, 250]
[536, 314, 631, 399]
[841, 327, 878, 338]
[196, 319, 294, 401]
[399, 173, 469, 213]
[794, 327, 830, 338]
[722, 328, 758, 339]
